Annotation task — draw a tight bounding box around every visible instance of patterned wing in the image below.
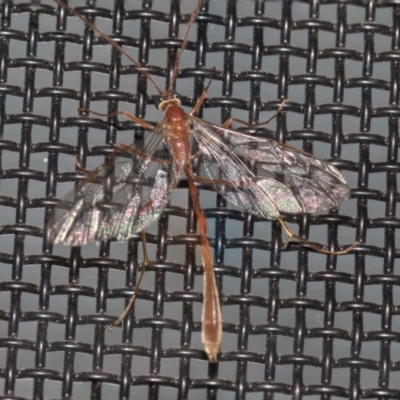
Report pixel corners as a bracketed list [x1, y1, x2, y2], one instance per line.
[190, 117, 349, 219]
[48, 123, 180, 245]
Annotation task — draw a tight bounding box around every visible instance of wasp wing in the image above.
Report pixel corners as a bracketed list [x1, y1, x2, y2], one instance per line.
[48, 123, 179, 245]
[190, 117, 349, 219]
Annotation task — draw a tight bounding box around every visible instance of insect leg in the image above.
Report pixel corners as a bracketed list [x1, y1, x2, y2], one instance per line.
[211, 99, 289, 137]
[183, 165, 221, 363]
[108, 231, 150, 331]
[278, 217, 358, 255]
[189, 174, 357, 256]
[116, 144, 172, 165]
[78, 108, 155, 131]
[74, 156, 95, 176]
[73, 109, 158, 181]
[72, 155, 115, 185]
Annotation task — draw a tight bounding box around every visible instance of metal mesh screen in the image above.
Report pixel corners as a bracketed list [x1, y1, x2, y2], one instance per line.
[0, 0, 398, 399]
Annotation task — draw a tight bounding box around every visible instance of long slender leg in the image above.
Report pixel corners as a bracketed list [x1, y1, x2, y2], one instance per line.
[78, 109, 171, 165]
[78, 108, 155, 131]
[189, 100, 288, 160]
[218, 99, 288, 131]
[279, 217, 358, 255]
[188, 173, 357, 255]
[73, 155, 116, 185]
[108, 231, 150, 331]
[116, 144, 171, 165]
[74, 156, 103, 181]
[183, 165, 221, 362]
[77, 108, 161, 165]
[72, 111, 160, 328]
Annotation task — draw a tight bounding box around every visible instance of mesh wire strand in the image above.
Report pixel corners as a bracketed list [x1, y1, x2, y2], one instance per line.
[0, 0, 398, 399]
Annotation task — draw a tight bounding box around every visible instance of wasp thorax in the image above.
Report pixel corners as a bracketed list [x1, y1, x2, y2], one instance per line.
[165, 104, 186, 123]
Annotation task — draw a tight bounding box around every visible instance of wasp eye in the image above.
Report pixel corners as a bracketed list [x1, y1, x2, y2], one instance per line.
[172, 93, 181, 102]
[154, 96, 165, 109]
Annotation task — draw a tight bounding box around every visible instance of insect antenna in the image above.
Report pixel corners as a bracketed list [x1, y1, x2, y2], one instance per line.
[167, 0, 204, 97]
[54, 0, 165, 97]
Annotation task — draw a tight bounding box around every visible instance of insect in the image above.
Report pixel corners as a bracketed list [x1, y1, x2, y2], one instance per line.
[49, 0, 356, 362]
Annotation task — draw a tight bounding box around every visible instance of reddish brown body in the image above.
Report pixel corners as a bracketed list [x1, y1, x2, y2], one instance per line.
[57, 0, 222, 362]
[55, 0, 355, 365]
[110, 99, 222, 362]
[165, 105, 191, 168]
[162, 102, 222, 362]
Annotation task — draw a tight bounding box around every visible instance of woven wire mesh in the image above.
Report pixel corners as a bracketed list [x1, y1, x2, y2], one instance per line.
[0, 0, 398, 399]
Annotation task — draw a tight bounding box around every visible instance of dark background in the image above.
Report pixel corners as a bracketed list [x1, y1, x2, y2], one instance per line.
[0, 0, 398, 399]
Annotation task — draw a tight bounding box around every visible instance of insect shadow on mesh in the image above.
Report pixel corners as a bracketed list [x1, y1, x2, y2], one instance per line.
[49, 0, 357, 363]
